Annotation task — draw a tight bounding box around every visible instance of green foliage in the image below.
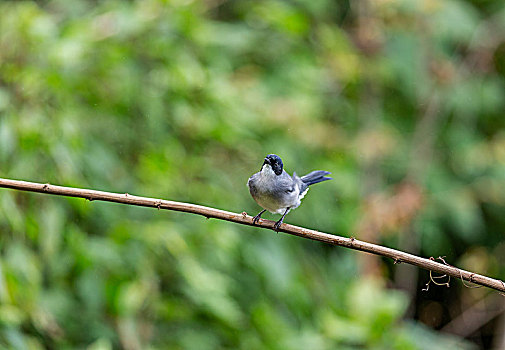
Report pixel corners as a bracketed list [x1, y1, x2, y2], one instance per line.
[1, 0, 504, 348]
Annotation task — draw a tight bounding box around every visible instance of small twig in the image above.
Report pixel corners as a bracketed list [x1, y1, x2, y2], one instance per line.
[423, 257, 451, 291]
[460, 271, 482, 289]
[0, 177, 504, 293]
[429, 270, 450, 287]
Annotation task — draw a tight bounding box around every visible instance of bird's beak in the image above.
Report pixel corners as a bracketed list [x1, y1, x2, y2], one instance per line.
[261, 157, 270, 171]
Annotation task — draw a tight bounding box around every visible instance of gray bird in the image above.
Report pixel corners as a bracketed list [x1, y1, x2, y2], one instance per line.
[247, 154, 332, 231]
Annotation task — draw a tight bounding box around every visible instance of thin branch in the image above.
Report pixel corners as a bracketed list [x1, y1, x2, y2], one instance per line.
[0, 177, 504, 293]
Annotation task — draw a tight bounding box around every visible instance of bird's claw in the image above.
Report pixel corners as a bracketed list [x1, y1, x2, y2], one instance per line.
[274, 220, 282, 232]
[252, 209, 266, 225]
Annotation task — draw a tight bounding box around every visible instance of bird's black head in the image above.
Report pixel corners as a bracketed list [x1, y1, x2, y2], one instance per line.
[263, 154, 283, 175]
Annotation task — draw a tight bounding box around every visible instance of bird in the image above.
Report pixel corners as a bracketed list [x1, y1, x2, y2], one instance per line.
[247, 154, 332, 231]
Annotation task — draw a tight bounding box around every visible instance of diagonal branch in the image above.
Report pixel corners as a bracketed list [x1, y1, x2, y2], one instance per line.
[0, 177, 504, 293]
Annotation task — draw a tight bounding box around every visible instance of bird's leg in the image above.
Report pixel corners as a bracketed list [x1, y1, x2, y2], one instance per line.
[252, 209, 266, 225]
[274, 207, 290, 232]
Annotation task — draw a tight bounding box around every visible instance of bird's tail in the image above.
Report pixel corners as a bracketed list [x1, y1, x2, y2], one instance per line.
[301, 170, 332, 186]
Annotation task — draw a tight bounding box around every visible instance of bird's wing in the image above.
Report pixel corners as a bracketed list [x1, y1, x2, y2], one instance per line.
[276, 171, 297, 193]
[292, 172, 309, 198]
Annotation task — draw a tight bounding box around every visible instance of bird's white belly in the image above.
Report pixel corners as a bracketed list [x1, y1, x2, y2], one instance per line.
[253, 189, 301, 214]
[255, 194, 288, 214]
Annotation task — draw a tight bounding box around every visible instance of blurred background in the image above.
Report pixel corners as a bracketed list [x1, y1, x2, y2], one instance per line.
[0, 0, 505, 349]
